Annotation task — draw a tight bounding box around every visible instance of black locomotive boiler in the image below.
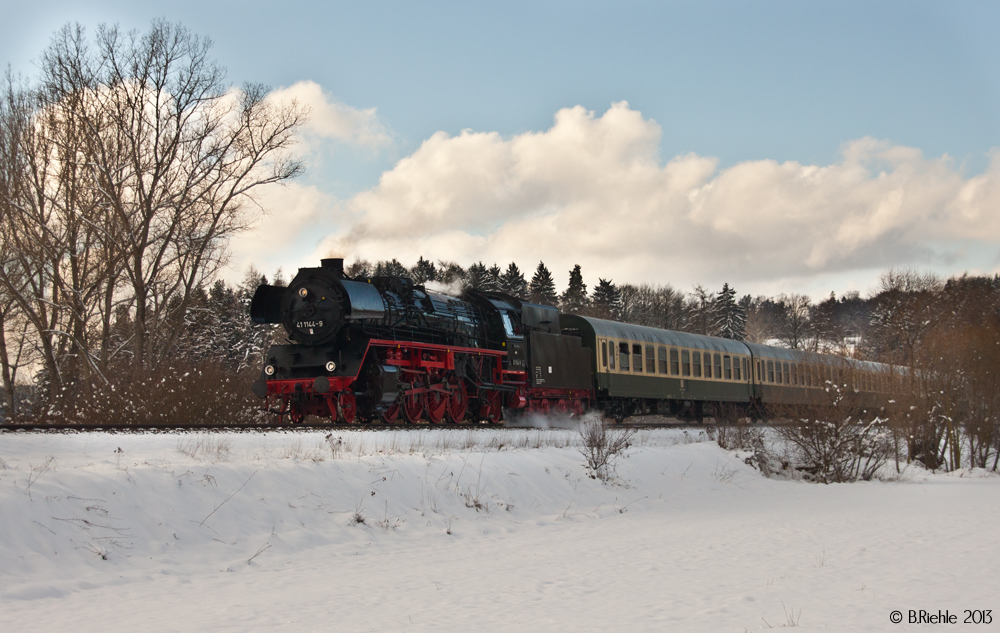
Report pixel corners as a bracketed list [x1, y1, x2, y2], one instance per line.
[249, 258, 592, 423]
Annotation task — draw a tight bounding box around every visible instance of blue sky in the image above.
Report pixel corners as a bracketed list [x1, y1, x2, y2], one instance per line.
[3, 1, 1000, 298]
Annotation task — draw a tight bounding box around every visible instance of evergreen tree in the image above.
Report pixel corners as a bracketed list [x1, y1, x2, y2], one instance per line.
[591, 278, 621, 320]
[711, 283, 746, 340]
[345, 259, 373, 279]
[560, 264, 589, 313]
[811, 292, 839, 349]
[464, 262, 490, 291]
[437, 261, 465, 285]
[486, 264, 503, 292]
[529, 261, 558, 306]
[500, 262, 528, 299]
[374, 258, 410, 278]
[411, 256, 438, 284]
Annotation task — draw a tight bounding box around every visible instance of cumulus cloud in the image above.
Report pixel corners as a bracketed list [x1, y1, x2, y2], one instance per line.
[223, 182, 336, 284]
[309, 101, 1000, 294]
[268, 80, 391, 150]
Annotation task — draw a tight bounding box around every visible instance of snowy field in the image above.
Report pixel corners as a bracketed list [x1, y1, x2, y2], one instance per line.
[0, 424, 997, 632]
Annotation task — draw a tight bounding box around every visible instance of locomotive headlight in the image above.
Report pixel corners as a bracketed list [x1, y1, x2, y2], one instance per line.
[264, 365, 275, 376]
[298, 287, 308, 297]
[325, 361, 336, 372]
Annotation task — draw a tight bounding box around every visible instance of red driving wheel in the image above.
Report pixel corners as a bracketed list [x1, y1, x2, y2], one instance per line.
[445, 377, 468, 423]
[403, 393, 424, 424]
[486, 391, 503, 424]
[425, 388, 447, 424]
[379, 402, 400, 424]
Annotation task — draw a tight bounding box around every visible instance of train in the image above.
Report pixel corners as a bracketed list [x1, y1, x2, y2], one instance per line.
[249, 258, 897, 424]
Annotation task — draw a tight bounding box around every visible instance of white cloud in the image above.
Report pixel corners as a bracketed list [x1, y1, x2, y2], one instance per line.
[268, 80, 391, 150]
[305, 102, 1000, 295]
[222, 182, 335, 284]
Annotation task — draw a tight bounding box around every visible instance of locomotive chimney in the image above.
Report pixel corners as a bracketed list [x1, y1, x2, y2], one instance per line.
[321, 258, 345, 278]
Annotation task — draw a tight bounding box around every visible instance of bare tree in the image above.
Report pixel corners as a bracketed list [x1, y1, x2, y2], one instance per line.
[685, 285, 714, 335]
[777, 293, 812, 349]
[866, 268, 942, 367]
[36, 21, 306, 370]
[618, 283, 686, 331]
[0, 71, 79, 400]
[0, 21, 305, 416]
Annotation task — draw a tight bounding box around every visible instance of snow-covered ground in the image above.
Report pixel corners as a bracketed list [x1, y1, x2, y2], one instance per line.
[0, 425, 996, 632]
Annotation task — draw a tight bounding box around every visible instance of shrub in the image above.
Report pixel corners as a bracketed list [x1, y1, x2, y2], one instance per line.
[578, 418, 636, 481]
[775, 415, 894, 483]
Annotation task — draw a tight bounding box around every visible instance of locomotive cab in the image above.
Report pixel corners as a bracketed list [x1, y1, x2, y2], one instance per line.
[465, 291, 527, 370]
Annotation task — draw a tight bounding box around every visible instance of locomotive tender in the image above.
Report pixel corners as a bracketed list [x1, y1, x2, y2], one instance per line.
[250, 258, 894, 424]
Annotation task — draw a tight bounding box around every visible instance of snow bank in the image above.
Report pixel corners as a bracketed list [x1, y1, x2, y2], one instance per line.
[0, 428, 996, 632]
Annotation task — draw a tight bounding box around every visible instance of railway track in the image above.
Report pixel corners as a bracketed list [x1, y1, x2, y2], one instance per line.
[0, 417, 712, 434]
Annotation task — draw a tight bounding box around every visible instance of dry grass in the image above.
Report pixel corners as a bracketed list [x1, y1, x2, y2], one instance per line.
[177, 435, 233, 462]
[171, 424, 712, 465]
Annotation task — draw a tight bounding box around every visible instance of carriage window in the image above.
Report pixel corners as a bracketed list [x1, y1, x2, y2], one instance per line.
[609, 340, 616, 369]
[619, 342, 629, 370]
[692, 351, 702, 377]
[782, 362, 790, 384]
[791, 363, 798, 385]
[713, 354, 722, 379]
[646, 345, 655, 373]
[767, 360, 775, 383]
[724, 356, 732, 380]
[775, 361, 782, 384]
[670, 349, 680, 375]
[601, 341, 608, 368]
[657, 347, 668, 374]
[757, 360, 762, 382]
[682, 350, 691, 376]
[742, 357, 749, 381]
[633, 344, 643, 372]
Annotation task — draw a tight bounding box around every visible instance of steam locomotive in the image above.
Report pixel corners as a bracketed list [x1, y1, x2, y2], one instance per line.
[249, 258, 591, 424]
[250, 258, 896, 424]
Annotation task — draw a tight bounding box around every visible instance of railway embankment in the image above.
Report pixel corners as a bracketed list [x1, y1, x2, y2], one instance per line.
[1, 426, 996, 631]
